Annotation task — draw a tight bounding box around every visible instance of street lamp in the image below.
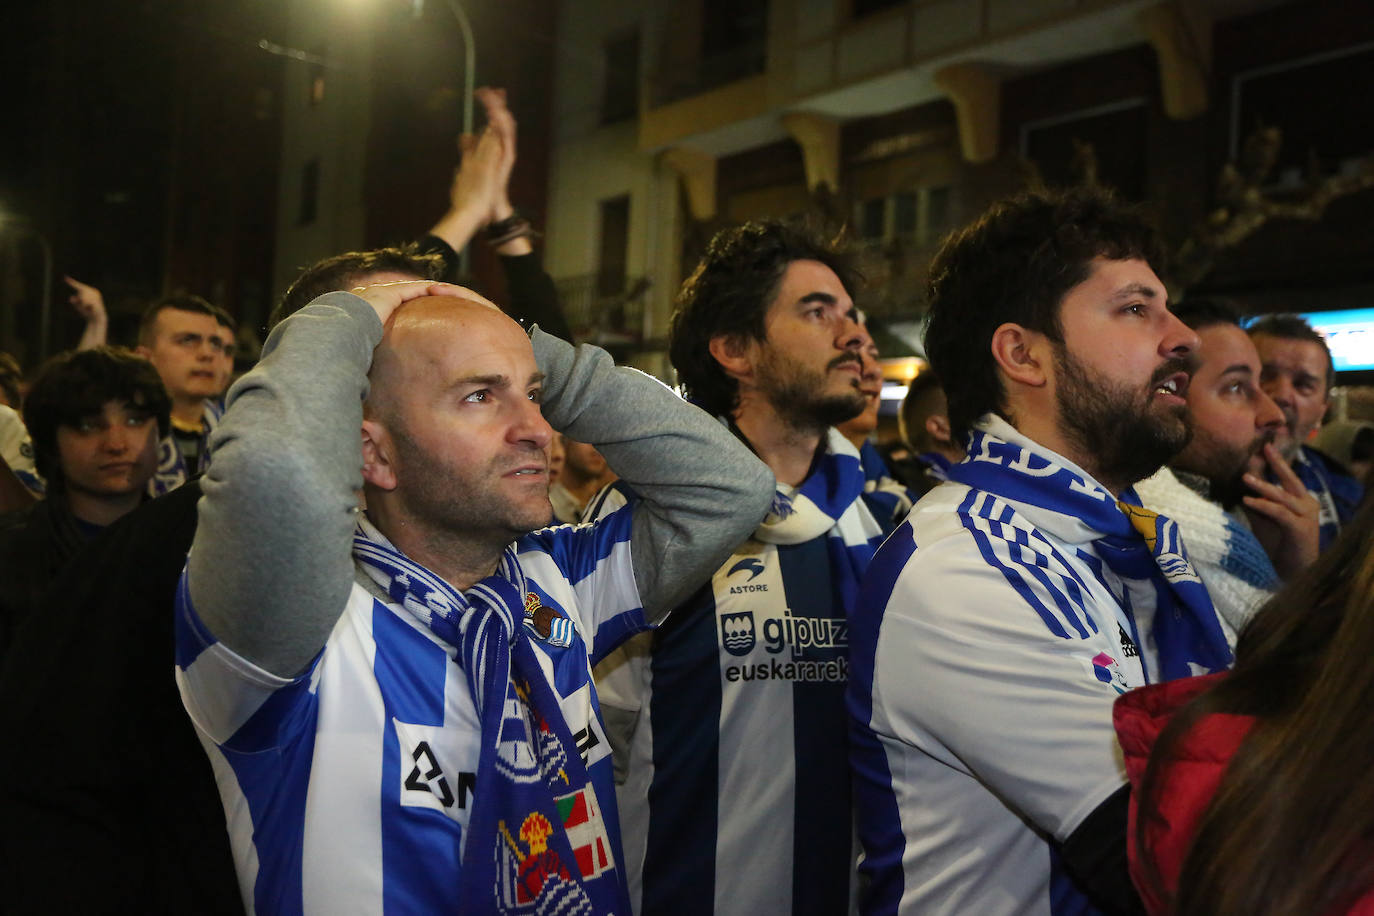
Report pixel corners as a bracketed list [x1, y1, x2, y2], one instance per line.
[413, 0, 476, 136]
[411, 0, 476, 276]
[0, 213, 54, 361]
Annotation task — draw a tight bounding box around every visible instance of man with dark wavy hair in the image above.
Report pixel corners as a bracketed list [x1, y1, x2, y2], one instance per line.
[595, 219, 896, 916]
[849, 187, 1232, 915]
[0, 346, 169, 649]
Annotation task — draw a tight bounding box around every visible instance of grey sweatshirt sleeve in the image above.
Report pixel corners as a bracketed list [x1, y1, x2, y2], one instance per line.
[188, 292, 381, 677]
[531, 327, 774, 620]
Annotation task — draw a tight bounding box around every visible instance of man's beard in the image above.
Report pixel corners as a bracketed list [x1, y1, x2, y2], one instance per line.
[1181, 427, 1276, 510]
[391, 422, 551, 544]
[1053, 345, 1194, 489]
[757, 349, 867, 433]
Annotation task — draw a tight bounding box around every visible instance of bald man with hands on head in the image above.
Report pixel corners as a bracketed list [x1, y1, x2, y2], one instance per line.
[175, 278, 772, 915]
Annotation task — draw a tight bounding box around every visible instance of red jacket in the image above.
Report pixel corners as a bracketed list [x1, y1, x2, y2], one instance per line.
[1114, 674, 1374, 915]
[1114, 673, 1241, 914]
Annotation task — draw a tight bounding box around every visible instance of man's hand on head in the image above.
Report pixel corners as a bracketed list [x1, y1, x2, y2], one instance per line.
[1242, 442, 1321, 579]
[349, 281, 477, 329]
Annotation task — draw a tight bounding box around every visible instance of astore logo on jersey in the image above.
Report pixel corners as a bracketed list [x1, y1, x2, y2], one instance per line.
[728, 558, 765, 581]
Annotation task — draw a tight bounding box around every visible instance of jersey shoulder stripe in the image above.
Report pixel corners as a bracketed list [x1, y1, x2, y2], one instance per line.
[956, 490, 1100, 640]
[522, 499, 634, 585]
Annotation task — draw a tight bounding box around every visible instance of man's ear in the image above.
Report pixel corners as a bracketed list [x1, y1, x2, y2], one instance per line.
[926, 413, 953, 446]
[134, 344, 153, 360]
[361, 418, 398, 491]
[990, 323, 1049, 389]
[707, 333, 754, 381]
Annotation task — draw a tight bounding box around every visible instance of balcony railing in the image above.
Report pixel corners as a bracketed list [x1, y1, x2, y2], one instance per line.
[850, 235, 935, 323]
[554, 273, 651, 348]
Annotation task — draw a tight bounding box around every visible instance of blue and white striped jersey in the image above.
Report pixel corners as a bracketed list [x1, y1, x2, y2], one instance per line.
[176, 508, 647, 915]
[594, 439, 887, 916]
[848, 418, 1164, 916]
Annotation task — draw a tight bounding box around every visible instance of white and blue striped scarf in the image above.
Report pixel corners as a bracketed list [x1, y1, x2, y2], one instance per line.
[352, 517, 620, 916]
[948, 429, 1233, 681]
[755, 428, 887, 613]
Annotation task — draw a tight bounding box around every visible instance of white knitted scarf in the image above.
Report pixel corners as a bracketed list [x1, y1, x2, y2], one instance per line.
[1134, 466, 1279, 647]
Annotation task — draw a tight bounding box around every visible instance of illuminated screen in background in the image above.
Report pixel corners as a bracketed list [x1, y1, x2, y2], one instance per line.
[1246, 310, 1374, 373]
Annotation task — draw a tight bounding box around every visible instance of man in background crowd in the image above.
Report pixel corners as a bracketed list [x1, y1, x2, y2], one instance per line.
[1248, 314, 1362, 548]
[134, 295, 235, 495]
[549, 437, 615, 523]
[1135, 299, 1318, 645]
[894, 369, 964, 497]
[0, 347, 167, 654]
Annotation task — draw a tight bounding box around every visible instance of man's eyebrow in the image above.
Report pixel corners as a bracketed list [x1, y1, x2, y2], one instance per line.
[1218, 364, 1254, 378]
[798, 292, 839, 307]
[527, 372, 546, 387]
[449, 373, 509, 389]
[1113, 283, 1160, 301]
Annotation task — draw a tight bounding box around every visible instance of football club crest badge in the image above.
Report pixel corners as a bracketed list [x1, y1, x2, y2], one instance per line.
[524, 592, 574, 647]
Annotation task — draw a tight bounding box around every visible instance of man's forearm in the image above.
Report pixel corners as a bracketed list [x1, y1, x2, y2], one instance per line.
[1061, 786, 1146, 915]
[188, 293, 382, 676]
[533, 329, 774, 617]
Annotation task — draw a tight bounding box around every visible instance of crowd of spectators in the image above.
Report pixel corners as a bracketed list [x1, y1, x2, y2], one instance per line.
[1, 86, 1371, 916]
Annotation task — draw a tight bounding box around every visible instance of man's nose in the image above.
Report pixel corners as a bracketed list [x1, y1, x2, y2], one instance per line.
[1160, 310, 1199, 360]
[838, 314, 867, 352]
[1264, 374, 1295, 407]
[101, 427, 132, 454]
[1255, 389, 1284, 433]
[511, 399, 553, 451]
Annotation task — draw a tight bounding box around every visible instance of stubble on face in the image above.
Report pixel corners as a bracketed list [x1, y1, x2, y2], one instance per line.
[387, 415, 550, 545]
[1179, 423, 1275, 508]
[1053, 344, 1195, 489]
[754, 345, 867, 434]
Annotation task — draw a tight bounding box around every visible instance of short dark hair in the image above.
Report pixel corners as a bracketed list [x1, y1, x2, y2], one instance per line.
[138, 295, 237, 347]
[1171, 297, 1241, 332]
[1247, 313, 1335, 391]
[0, 351, 22, 409]
[923, 186, 1166, 441]
[22, 347, 171, 491]
[899, 369, 947, 453]
[669, 220, 859, 417]
[272, 246, 446, 330]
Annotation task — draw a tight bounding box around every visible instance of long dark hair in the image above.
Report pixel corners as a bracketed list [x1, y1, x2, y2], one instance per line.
[1136, 498, 1374, 914]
